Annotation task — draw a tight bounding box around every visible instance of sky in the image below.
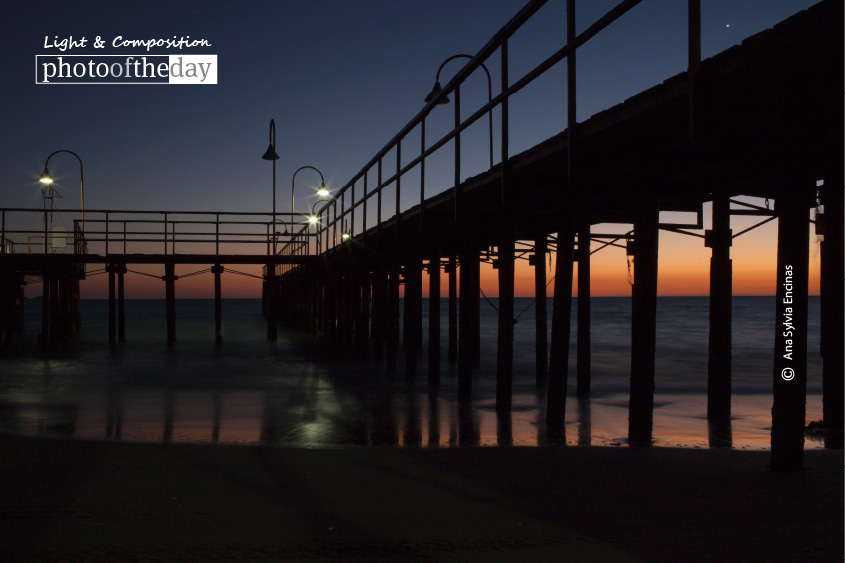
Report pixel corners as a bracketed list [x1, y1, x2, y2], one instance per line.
[0, 0, 822, 298]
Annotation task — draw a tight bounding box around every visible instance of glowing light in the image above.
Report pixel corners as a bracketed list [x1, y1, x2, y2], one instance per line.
[38, 168, 54, 184]
[308, 215, 319, 225]
[317, 183, 329, 197]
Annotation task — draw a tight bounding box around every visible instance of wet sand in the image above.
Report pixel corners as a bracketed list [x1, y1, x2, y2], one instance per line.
[0, 432, 840, 562]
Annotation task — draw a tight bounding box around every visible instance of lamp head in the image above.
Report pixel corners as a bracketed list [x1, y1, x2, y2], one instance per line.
[38, 167, 54, 184]
[424, 80, 449, 105]
[342, 232, 350, 241]
[261, 143, 280, 161]
[316, 182, 329, 197]
[308, 215, 319, 226]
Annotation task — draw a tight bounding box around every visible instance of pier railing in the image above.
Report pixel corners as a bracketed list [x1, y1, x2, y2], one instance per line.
[0, 207, 318, 262]
[307, 0, 696, 253]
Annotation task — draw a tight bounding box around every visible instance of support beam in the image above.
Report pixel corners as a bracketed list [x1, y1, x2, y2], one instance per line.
[117, 264, 126, 344]
[427, 252, 441, 387]
[448, 255, 458, 362]
[707, 193, 732, 420]
[356, 270, 370, 358]
[534, 234, 548, 385]
[212, 264, 223, 342]
[371, 267, 386, 361]
[820, 175, 844, 437]
[629, 199, 659, 446]
[386, 264, 400, 371]
[41, 274, 50, 346]
[770, 188, 810, 470]
[404, 259, 422, 376]
[108, 265, 116, 348]
[496, 235, 515, 412]
[458, 248, 478, 402]
[576, 221, 591, 396]
[165, 262, 177, 345]
[547, 220, 575, 427]
[265, 264, 277, 342]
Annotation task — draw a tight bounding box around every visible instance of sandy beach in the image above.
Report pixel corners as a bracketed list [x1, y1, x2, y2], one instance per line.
[0, 432, 840, 562]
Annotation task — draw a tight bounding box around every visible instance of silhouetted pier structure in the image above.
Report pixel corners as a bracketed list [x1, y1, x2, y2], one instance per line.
[0, 0, 841, 470]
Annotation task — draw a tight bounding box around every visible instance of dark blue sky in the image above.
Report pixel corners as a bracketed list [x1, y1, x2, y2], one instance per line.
[1, 0, 817, 218]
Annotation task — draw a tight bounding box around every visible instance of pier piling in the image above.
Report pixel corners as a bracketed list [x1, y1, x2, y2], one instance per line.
[707, 192, 732, 420]
[427, 252, 441, 386]
[533, 234, 548, 384]
[212, 264, 223, 341]
[496, 234, 515, 412]
[164, 263, 177, 345]
[628, 199, 659, 446]
[576, 222, 591, 396]
[770, 186, 811, 470]
[547, 220, 575, 427]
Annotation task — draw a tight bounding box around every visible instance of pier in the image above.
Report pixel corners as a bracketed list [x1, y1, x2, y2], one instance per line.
[0, 0, 841, 470]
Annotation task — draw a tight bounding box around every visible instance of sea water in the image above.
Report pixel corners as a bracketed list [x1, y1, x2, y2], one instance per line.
[0, 297, 825, 449]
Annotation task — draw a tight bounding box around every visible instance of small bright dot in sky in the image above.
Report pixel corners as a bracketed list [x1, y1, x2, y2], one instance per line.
[726, 24, 731, 28]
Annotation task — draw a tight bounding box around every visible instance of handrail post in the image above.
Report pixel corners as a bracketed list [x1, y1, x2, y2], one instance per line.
[216, 213, 220, 257]
[163, 213, 168, 255]
[454, 83, 461, 221]
[396, 138, 401, 240]
[105, 211, 110, 256]
[688, 0, 701, 140]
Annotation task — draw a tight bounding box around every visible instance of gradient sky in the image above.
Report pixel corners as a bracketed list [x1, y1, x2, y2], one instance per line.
[0, 0, 821, 298]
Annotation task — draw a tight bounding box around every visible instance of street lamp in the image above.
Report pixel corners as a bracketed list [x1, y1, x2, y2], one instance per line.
[292, 165, 328, 225]
[424, 54, 494, 170]
[38, 149, 84, 253]
[261, 119, 281, 255]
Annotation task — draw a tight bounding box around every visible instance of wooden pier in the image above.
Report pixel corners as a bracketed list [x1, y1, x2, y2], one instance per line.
[0, 0, 841, 469]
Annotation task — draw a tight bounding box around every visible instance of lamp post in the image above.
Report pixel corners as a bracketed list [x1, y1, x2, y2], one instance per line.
[38, 149, 84, 253]
[292, 165, 328, 221]
[261, 119, 281, 256]
[424, 54, 494, 170]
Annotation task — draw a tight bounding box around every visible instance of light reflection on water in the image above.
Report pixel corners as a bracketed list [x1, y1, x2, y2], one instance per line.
[0, 297, 827, 450]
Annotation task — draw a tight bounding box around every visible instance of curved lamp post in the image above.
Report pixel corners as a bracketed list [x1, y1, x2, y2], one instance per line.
[39, 149, 84, 222]
[424, 54, 493, 170]
[261, 119, 281, 255]
[292, 165, 328, 233]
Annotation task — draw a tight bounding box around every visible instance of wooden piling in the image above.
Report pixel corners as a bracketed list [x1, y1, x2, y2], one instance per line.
[117, 264, 126, 344]
[496, 235, 515, 412]
[165, 262, 177, 345]
[447, 255, 458, 362]
[40, 274, 49, 346]
[404, 259, 422, 376]
[819, 173, 843, 434]
[576, 221, 591, 396]
[212, 264, 223, 341]
[707, 193, 732, 420]
[628, 199, 659, 446]
[770, 187, 810, 470]
[49, 278, 59, 345]
[371, 267, 386, 360]
[458, 248, 475, 401]
[386, 264, 400, 371]
[547, 220, 575, 426]
[534, 234, 548, 384]
[108, 265, 116, 347]
[355, 270, 370, 357]
[427, 252, 441, 387]
[265, 264, 277, 342]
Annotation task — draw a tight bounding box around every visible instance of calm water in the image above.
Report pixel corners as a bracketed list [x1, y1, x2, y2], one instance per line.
[0, 297, 825, 449]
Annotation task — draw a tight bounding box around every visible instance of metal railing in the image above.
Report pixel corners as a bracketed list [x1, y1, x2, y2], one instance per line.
[308, 0, 700, 253]
[0, 208, 318, 262]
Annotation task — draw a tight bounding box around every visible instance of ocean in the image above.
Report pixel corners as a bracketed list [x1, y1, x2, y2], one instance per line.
[0, 296, 825, 450]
